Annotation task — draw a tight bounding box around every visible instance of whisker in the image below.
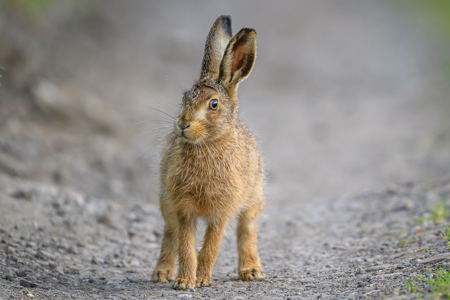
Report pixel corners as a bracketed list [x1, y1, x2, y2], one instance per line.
[157, 93, 178, 117]
[133, 120, 152, 127]
[147, 107, 176, 120]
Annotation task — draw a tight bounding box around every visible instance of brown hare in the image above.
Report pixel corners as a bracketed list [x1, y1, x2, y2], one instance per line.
[152, 15, 264, 290]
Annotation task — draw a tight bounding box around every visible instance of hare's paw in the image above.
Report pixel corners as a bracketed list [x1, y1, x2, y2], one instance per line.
[239, 267, 265, 281]
[196, 276, 212, 288]
[173, 277, 196, 290]
[152, 268, 175, 283]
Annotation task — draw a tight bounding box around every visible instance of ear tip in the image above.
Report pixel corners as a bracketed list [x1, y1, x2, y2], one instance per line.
[218, 15, 232, 36]
[219, 15, 231, 21]
[241, 28, 256, 34]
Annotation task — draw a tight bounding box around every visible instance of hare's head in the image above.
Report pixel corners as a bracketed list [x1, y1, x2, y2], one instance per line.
[175, 16, 257, 144]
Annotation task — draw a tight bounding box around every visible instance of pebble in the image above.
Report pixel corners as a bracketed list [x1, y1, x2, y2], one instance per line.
[91, 257, 105, 265]
[36, 249, 55, 260]
[366, 264, 394, 272]
[26, 242, 36, 248]
[11, 189, 32, 200]
[5, 272, 16, 281]
[130, 258, 140, 267]
[20, 279, 37, 288]
[7, 254, 18, 262]
[64, 268, 80, 275]
[27, 293, 35, 299]
[67, 246, 78, 255]
[120, 260, 128, 268]
[417, 253, 450, 264]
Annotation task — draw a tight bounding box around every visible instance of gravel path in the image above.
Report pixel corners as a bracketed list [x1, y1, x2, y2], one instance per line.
[1, 175, 450, 299]
[1, 1, 450, 299]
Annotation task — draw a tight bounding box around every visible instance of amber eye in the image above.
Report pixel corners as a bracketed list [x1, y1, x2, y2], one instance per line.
[209, 99, 218, 110]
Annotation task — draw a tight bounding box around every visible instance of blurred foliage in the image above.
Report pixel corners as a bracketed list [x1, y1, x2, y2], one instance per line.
[409, 0, 450, 37]
[406, 0, 450, 77]
[0, 0, 55, 19]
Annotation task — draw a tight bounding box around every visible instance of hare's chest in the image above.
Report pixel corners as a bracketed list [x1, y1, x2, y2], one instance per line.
[170, 162, 239, 215]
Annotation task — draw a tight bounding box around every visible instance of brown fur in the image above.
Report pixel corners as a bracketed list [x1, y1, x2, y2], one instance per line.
[152, 15, 264, 290]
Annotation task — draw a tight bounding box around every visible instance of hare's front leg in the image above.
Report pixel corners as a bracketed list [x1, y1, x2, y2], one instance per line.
[237, 203, 264, 281]
[196, 220, 227, 287]
[173, 213, 197, 290]
[152, 200, 178, 282]
[152, 222, 178, 282]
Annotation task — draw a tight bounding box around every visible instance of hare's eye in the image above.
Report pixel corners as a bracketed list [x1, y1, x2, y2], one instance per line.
[209, 99, 218, 110]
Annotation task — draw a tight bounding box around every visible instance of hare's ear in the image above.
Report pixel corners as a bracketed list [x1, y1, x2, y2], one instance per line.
[218, 28, 256, 91]
[200, 15, 232, 79]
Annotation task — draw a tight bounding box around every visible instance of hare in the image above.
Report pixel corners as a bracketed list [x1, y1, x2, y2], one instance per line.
[152, 15, 264, 290]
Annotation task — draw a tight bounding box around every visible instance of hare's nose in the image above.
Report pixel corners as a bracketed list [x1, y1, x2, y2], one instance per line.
[178, 120, 190, 130]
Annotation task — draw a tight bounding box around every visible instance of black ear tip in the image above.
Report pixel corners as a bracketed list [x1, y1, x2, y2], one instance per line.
[240, 28, 256, 35]
[220, 15, 231, 22]
[220, 15, 232, 36]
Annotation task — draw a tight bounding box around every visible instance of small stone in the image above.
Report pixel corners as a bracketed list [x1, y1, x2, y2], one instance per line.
[67, 246, 77, 255]
[5, 245, 15, 254]
[418, 253, 450, 264]
[30, 79, 71, 118]
[64, 267, 80, 275]
[38, 261, 49, 268]
[20, 279, 37, 288]
[11, 189, 32, 200]
[27, 293, 34, 299]
[91, 257, 105, 265]
[212, 276, 219, 281]
[5, 272, 16, 281]
[96, 214, 117, 229]
[26, 242, 36, 248]
[436, 230, 445, 237]
[36, 249, 55, 260]
[366, 264, 394, 272]
[437, 247, 446, 253]
[7, 254, 18, 262]
[16, 270, 27, 277]
[130, 258, 140, 267]
[26, 248, 37, 256]
[120, 260, 128, 268]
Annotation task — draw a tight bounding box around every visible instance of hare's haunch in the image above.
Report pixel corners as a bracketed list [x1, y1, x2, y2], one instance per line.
[152, 15, 264, 290]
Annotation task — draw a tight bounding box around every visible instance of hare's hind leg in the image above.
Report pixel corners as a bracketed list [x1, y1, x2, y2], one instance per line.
[237, 202, 264, 281]
[152, 203, 178, 283]
[196, 219, 228, 287]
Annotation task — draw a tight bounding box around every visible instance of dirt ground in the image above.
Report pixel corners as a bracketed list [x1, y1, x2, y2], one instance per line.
[1, 1, 450, 299]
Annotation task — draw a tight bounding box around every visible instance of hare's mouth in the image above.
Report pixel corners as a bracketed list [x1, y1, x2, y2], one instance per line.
[179, 130, 194, 142]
